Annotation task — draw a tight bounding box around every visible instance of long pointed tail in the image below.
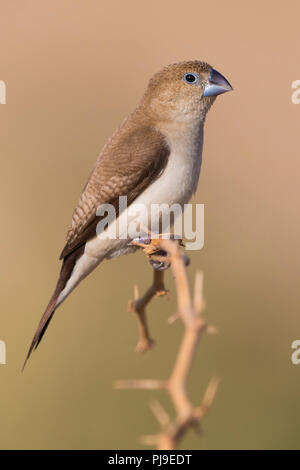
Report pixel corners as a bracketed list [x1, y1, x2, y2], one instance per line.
[22, 247, 84, 370]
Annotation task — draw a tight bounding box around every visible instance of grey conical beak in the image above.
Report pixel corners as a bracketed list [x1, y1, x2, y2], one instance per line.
[203, 68, 233, 97]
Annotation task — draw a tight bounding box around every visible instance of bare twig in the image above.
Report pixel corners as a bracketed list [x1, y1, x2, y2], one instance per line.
[116, 239, 219, 449]
[115, 379, 167, 390]
[128, 268, 168, 352]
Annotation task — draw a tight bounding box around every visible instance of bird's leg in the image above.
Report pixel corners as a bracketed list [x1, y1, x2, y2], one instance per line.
[128, 261, 169, 353]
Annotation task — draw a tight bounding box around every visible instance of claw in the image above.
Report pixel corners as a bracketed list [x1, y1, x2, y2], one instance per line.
[130, 235, 189, 270]
[149, 259, 170, 271]
[131, 236, 152, 246]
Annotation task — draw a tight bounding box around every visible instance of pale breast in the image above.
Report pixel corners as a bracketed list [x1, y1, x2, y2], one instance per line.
[137, 121, 204, 208]
[85, 121, 204, 259]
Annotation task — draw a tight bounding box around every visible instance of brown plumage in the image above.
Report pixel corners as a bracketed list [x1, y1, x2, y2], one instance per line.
[23, 124, 169, 369]
[61, 124, 169, 258]
[24, 60, 232, 369]
[22, 245, 84, 370]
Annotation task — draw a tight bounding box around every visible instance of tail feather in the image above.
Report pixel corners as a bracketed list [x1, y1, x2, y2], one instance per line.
[22, 297, 57, 371]
[22, 246, 84, 370]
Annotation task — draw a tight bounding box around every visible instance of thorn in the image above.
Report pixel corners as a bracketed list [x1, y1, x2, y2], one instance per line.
[134, 284, 139, 300]
[155, 289, 169, 298]
[193, 271, 204, 314]
[168, 312, 179, 324]
[149, 400, 170, 428]
[195, 376, 220, 417]
[114, 379, 167, 390]
[207, 325, 218, 335]
[139, 434, 158, 446]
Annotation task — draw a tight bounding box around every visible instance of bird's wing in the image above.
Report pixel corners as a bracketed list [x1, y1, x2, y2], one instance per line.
[23, 125, 169, 369]
[60, 125, 170, 259]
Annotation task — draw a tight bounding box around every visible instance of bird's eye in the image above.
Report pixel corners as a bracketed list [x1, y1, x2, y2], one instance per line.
[183, 73, 199, 84]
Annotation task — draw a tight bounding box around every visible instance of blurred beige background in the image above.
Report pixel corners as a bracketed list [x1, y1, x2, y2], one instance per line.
[0, 0, 299, 449]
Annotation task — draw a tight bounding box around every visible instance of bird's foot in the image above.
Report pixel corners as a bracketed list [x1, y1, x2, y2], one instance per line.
[130, 234, 188, 271]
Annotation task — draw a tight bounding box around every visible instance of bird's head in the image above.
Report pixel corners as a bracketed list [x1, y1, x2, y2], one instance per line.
[142, 61, 232, 124]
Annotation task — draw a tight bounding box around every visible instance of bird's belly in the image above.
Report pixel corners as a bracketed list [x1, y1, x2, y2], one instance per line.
[85, 146, 202, 260]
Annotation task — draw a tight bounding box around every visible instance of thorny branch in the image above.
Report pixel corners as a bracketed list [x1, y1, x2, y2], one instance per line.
[115, 238, 219, 450]
[128, 268, 168, 353]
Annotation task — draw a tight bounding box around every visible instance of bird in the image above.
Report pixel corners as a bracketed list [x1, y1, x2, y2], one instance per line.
[23, 60, 232, 368]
